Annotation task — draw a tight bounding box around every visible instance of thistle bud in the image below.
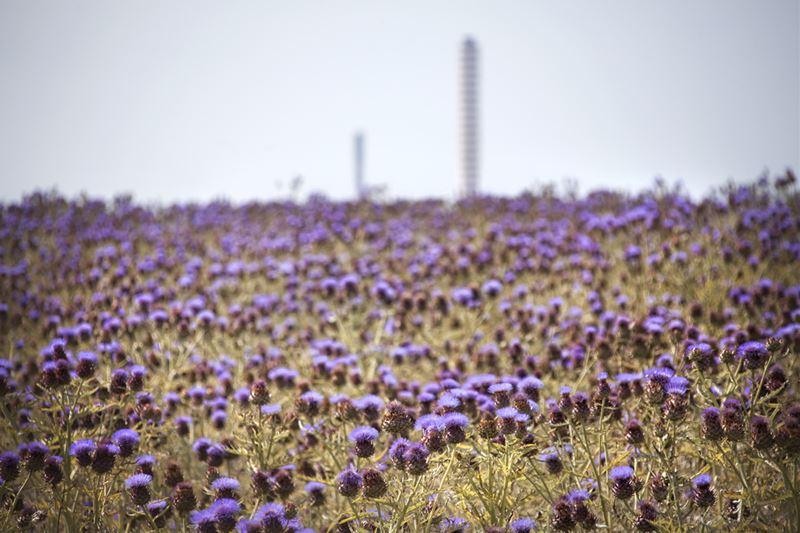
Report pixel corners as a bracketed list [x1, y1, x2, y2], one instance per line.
[625, 419, 645, 445]
[382, 401, 415, 436]
[172, 482, 197, 515]
[750, 415, 774, 450]
[361, 468, 388, 498]
[701, 407, 724, 441]
[250, 379, 271, 405]
[649, 472, 669, 502]
[634, 500, 658, 531]
[551, 499, 576, 531]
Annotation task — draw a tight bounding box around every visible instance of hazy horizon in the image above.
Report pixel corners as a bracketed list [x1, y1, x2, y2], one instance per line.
[1, 0, 798, 203]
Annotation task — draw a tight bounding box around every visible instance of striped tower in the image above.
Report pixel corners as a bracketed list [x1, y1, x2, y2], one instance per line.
[460, 37, 479, 198]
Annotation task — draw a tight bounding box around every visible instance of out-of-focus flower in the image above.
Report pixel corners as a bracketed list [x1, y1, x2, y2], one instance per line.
[336, 468, 362, 497]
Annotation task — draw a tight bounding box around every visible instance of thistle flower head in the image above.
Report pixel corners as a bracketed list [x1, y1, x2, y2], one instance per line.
[510, 517, 537, 532]
[736, 341, 769, 369]
[0, 451, 20, 481]
[403, 442, 430, 475]
[125, 473, 153, 489]
[348, 426, 379, 443]
[69, 439, 96, 467]
[441, 412, 468, 429]
[112, 428, 140, 456]
[210, 498, 241, 532]
[692, 472, 712, 490]
[20, 441, 49, 471]
[212, 476, 241, 499]
[125, 473, 153, 506]
[336, 468, 362, 497]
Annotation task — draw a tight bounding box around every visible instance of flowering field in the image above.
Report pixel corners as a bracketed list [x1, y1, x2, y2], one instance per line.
[0, 175, 799, 532]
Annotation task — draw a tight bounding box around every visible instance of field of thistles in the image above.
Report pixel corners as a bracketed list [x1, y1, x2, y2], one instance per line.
[0, 174, 799, 532]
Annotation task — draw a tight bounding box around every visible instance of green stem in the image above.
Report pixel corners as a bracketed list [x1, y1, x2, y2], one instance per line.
[425, 446, 457, 528]
[393, 474, 422, 532]
[579, 425, 609, 528]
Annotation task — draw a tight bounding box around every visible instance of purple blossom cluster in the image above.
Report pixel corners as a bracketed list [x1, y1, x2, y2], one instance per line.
[0, 174, 798, 530]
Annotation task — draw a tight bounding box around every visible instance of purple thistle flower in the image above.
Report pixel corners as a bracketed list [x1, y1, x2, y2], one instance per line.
[255, 502, 286, 532]
[212, 477, 240, 499]
[389, 438, 411, 470]
[736, 341, 769, 369]
[692, 473, 712, 489]
[0, 451, 20, 481]
[260, 403, 282, 417]
[701, 407, 723, 441]
[442, 412, 469, 443]
[750, 415, 774, 449]
[124, 473, 152, 489]
[20, 441, 49, 471]
[403, 442, 430, 475]
[609, 465, 634, 480]
[304, 481, 326, 506]
[349, 425, 379, 443]
[691, 473, 715, 508]
[355, 394, 385, 421]
[192, 438, 213, 460]
[211, 498, 241, 532]
[125, 473, 152, 505]
[519, 376, 544, 400]
[76, 351, 98, 378]
[233, 387, 250, 405]
[336, 468, 363, 497]
[539, 450, 563, 475]
[252, 502, 288, 532]
[437, 394, 461, 410]
[609, 465, 637, 499]
[666, 376, 690, 395]
[189, 508, 216, 533]
[112, 428, 140, 457]
[211, 410, 228, 430]
[69, 439, 96, 467]
[349, 425, 380, 457]
[685, 343, 715, 372]
[43, 455, 63, 485]
[147, 500, 169, 526]
[135, 454, 156, 474]
[415, 414, 444, 432]
[91, 442, 119, 474]
[510, 517, 537, 532]
[296, 390, 324, 416]
[206, 444, 227, 467]
[496, 406, 519, 419]
[110, 368, 129, 394]
[482, 279, 503, 297]
[175, 415, 192, 436]
[496, 406, 519, 434]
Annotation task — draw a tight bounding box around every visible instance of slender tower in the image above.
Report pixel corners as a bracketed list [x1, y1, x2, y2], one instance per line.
[354, 131, 364, 199]
[460, 37, 479, 197]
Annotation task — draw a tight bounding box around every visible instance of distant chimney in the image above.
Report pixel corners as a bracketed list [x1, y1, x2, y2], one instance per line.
[354, 132, 365, 199]
[460, 37, 479, 198]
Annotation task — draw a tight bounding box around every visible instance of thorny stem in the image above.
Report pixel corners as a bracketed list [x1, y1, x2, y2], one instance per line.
[393, 474, 422, 532]
[579, 424, 610, 528]
[425, 446, 457, 528]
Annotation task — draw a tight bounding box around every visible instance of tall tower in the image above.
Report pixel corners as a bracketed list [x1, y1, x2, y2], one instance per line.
[460, 37, 479, 198]
[354, 131, 365, 199]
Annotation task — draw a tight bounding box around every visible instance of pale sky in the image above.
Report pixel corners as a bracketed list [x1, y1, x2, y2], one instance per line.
[0, 0, 798, 202]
